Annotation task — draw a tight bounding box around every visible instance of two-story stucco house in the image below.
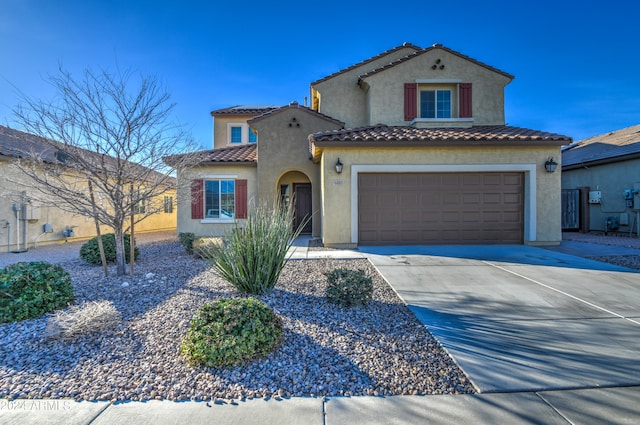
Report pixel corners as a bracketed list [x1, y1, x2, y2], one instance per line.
[167, 43, 572, 247]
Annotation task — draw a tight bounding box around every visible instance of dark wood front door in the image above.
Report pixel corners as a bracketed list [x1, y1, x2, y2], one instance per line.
[293, 183, 312, 234]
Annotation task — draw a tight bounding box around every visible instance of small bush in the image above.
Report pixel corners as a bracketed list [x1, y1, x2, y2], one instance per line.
[44, 300, 121, 340]
[192, 237, 222, 259]
[0, 261, 75, 323]
[181, 297, 283, 367]
[178, 232, 196, 254]
[326, 268, 373, 307]
[79, 233, 139, 265]
[205, 203, 308, 295]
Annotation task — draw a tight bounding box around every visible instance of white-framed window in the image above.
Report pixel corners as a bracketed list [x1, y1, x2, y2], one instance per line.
[226, 123, 258, 145]
[205, 179, 235, 219]
[420, 89, 451, 119]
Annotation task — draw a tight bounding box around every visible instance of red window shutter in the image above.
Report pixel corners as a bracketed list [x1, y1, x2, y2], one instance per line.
[460, 83, 472, 118]
[235, 179, 248, 219]
[404, 83, 417, 121]
[191, 179, 204, 219]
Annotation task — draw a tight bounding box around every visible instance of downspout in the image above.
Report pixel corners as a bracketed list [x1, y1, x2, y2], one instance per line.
[6, 221, 9, 253]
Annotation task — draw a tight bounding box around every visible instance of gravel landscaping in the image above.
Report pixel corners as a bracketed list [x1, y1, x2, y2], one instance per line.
[0, 240, 474, 402]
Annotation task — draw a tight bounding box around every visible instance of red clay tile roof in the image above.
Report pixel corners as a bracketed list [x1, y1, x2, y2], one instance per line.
[358, 44, 514, 84]
[210, 105, 279, 116]
[165, 144, 257, 166]
[310, 125, 571, 144]
[310, 42, 422, 86]
[562, 124, 640, 168]
[248, 102, 345, 126]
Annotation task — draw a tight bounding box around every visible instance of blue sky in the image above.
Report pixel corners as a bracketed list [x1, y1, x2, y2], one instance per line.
[1, 0, 638, 149]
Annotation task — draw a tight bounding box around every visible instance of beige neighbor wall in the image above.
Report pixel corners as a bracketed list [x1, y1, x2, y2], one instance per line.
[562, 159, 640, 233]
[0, 159, 177, 250]
[319, 145, 562, 247]
[361, 48, 512, 127]
[311, 46, 419, 129]
[250, 106, 343, 238]
[176, 164, 257, 237]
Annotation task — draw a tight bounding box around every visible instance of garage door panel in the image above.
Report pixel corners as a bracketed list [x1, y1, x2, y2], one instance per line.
[358, 172, 524, 245]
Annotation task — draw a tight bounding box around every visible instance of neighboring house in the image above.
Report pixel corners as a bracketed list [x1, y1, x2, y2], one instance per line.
[167, 42, 571, 247]
[561, 124, 640, 234]
[0, 125, 177, 250]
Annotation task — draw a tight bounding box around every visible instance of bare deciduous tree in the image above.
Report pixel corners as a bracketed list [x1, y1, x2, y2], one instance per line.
[9, 67, 203, 276]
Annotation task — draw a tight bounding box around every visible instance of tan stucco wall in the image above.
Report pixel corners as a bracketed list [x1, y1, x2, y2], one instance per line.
[311, 46, 419, 128]
[362, 49, 511, 126]
[318, 145, 562, 247]
[212, 114, 259, 150]
[0, 159, 177, 249]
[562, 159, 640, 233]
[176, 164, 257, 237]
[250, 106, 342, 237]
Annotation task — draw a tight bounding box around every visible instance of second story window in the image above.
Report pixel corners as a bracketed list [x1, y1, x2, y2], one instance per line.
[420, 90, 451, 119]
[230, 126, 243, 143]
[227, 123, 258, 145]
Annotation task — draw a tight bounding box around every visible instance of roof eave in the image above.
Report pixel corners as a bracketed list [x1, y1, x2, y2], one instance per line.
[562, 152, 640, 171]
[312, 139, 569, 148]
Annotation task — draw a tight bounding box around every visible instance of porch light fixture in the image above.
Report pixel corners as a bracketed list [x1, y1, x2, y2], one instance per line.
[335, 158, 343, 174]
[544, 157, 558, 173]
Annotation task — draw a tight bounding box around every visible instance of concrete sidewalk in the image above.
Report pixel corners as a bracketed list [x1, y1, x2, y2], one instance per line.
[3, 387, 640, 424]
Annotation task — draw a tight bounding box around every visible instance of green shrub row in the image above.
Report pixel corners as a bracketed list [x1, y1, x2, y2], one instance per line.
[79, 233, 139, 265]
[0, 261, 75, 323]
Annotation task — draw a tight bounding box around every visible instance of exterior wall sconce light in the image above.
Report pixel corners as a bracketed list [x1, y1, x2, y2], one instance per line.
[335, 158, 343, 174]
[544, 157, 558, 173]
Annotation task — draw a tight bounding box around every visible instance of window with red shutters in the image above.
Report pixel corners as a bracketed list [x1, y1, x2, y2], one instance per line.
[459, 83, 472, 118]
[404, 83, 417, 121]
[191, 179, 204, 219]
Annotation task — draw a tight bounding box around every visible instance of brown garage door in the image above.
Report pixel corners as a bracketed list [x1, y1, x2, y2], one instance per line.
[358, 172, 524, 245]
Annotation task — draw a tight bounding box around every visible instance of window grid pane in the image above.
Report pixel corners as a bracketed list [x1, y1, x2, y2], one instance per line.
[248, 127, 257, 143]
[437, 90, 451, 118]
[230, 127, 242, 143]
[420, 91, 435, 118]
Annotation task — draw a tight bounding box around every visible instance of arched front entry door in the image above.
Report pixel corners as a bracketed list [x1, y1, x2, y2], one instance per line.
[292, 183, 312, 234]
[278, 171, 312, 235]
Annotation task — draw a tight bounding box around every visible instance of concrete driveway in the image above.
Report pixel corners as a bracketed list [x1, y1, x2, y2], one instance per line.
[362, 245, 640, 393]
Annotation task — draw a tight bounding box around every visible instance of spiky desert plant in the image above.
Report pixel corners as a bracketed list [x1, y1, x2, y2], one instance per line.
[203, 203, 308, 295]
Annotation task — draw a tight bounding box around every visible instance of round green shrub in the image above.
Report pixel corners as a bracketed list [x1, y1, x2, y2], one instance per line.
[178, 232, 196, 255]
[79, 233, 139, 265]
[326, 268, 373, 307]
[181, 297, 283, 367]
[0, 261, 75, 323]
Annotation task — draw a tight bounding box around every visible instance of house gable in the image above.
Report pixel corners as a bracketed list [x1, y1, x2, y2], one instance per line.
[358, 45, 514, 127]
[249, 103, 343, 221]
[310, 43, 421, 129]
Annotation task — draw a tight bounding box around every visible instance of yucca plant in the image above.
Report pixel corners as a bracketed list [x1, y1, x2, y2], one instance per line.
[203, 202, 309, 295]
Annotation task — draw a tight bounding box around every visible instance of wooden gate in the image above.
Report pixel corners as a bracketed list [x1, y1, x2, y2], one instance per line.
[561, 189, 580, 230]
